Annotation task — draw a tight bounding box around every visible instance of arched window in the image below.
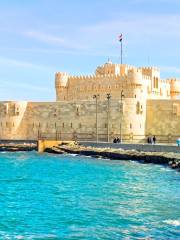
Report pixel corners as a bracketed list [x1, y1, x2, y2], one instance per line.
[153, 77, 156, 88]
[156, 77, 158, 88]
[136, 101, 140, 114]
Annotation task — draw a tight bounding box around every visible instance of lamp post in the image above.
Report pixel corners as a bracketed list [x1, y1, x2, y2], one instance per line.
[120, 90, 125, 143]
[93, 94, 100, 143]
[106, 93, 111, 142]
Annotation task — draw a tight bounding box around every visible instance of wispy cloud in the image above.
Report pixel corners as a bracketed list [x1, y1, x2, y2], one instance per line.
[81, 13, 180, 41]
[160, 66, 180, 76]
[25, 31, 65, 45]
[24, 31, 88, 51]
[0, 79, 52, 93]
[0, 46, 119, 58]
[0, 57, 55, 71]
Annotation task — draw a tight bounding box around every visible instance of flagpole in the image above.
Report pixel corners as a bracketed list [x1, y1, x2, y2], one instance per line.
[121, 39, 122, 64]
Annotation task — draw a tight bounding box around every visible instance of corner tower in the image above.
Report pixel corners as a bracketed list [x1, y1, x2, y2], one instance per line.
[55, 72, 69, 101]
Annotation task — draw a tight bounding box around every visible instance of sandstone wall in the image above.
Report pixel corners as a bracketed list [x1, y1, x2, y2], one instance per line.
[0, 99, 146, 142]
[55, 63, 176, 102]
[146, 99, 180, 142]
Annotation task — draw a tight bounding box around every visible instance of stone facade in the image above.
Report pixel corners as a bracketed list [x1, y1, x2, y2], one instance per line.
[55, 61, 180, 101]
[0, 62, 180, 142]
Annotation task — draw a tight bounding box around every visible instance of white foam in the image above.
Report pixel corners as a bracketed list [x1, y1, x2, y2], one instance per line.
[15, 235, 24, 239]
[164, 219, 180, 226]
[70, 154, 78, 157]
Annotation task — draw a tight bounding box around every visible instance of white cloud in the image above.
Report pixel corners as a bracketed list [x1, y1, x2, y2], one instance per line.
[80, 13, 180, 44]
[160, 66, 180, 76]
[0, 80, 52, 93]
[25, 31, 65, 45]
[0, 57, 54, 70]
[24, 31, 88, 51]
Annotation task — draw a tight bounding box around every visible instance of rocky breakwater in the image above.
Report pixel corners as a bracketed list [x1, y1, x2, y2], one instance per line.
[45, 142, 180, 171]
[0, 143, 37, 152]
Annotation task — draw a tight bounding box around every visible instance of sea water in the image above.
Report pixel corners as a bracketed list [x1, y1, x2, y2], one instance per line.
[0, 152, 179, 239]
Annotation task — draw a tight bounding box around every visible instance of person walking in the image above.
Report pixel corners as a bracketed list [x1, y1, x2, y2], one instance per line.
[153, 135, 156, 144]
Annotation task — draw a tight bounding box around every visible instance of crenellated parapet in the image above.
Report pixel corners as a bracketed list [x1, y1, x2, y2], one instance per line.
[168, 78, 180, 98]
[1, 60, 180, 142]
[55, 61, 180, 101]
[55, 72, 69, 88]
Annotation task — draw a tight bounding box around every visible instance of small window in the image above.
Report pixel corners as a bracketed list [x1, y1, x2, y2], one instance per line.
[173, 103, 178, 115]
[136, 101, 140, 114]
[62, 122, 65, 128]
[130, 123, 132, 129]
[71, 123, 73, 128]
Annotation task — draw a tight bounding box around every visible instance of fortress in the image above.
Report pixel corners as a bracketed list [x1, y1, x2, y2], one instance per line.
[0, 61, 180, 142]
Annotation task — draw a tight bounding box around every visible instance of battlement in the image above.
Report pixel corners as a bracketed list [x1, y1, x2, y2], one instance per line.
[68, 74, 96, 81]
[68, 72, 121, 82]
[143, 75, 151, 80]
[55, 72, 69, 88]
[55, 61, 180, 101]
[140, 66, 160, 71]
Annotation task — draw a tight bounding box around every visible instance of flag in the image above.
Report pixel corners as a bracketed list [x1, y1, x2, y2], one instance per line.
[118, 34, 123, 42]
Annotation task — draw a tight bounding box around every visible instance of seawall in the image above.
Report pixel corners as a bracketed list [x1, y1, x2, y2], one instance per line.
[44, 142, 180, 170]
[79, 142, 180, 153]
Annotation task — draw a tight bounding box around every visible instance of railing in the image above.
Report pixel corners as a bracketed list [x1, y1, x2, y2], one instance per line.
[38, 132, 179, 144]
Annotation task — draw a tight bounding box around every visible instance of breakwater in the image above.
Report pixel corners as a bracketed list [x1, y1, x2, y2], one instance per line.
[45, 142, 180, 170]
[0, 142, 37, 151]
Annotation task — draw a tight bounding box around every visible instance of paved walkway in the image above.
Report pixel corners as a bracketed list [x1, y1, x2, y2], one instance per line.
[79, 142, 180, 153]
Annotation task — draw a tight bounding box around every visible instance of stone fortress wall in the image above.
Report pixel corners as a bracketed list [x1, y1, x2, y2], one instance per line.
[0, 61, 180, 142]
[0, 99, 146, 141]
[0, 98, 180, 143]
[55, 62, 180, 101]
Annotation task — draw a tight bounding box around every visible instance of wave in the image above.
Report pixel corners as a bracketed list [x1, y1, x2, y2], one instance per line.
[69, 154, 78, 157]
[164, 219, 180, 226]
[0, 177, 28, 183]
[0, 232, 58, 239]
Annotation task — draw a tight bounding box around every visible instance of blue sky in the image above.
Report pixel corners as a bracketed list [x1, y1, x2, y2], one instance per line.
[0, 0, 180, 101]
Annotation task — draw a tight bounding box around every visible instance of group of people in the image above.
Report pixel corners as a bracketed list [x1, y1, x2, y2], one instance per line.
[147, 135, 156, 144]
[113, 137, 121, 143]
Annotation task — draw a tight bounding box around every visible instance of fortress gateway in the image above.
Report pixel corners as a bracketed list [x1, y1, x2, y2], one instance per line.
[0, 61, 180, 142]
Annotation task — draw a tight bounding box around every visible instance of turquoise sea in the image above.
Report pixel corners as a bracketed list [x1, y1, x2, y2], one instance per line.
[0, 152, 179, 240]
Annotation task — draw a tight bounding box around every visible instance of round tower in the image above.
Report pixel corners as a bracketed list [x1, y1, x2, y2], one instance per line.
[126, 68, 146, 99]
[55, 72, 69, 101]
[169, 79, 180, 99]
